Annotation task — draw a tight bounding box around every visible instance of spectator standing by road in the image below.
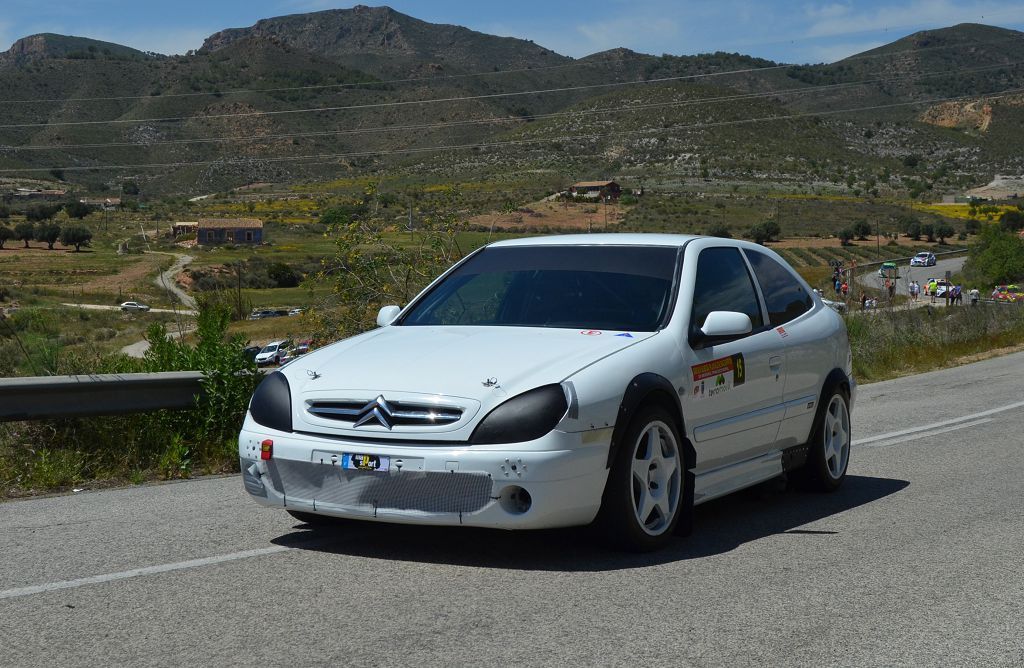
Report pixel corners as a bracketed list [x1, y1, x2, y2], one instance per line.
[970, 287, 980, 306]
[841, 281, 849, 298]
[909, 281, 920, 302]
[929, 279, 938, 303]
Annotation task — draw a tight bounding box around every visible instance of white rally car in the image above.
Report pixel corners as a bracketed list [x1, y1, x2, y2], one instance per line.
[239, 234, 854, 551]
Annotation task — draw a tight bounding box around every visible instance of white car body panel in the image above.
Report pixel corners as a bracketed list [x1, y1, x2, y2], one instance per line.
[239, 233, 854, 532]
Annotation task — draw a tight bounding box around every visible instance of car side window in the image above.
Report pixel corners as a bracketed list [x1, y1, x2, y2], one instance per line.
[690, 247, 764, 334]
[744, 250, 812, 326]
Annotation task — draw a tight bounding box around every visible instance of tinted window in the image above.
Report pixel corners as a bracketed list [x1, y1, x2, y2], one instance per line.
[690, 247, 763, 333]
[401, 245, 680, 331]
[745, 250, 812, 326]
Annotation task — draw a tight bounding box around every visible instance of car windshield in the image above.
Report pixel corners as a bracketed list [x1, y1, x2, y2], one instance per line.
[400, 245, 680, 331]
[260, 344, 277, 353]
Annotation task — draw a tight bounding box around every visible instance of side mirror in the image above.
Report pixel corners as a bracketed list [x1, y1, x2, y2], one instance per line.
[376, 305, 401, 327]
[690, 311, 752, 349]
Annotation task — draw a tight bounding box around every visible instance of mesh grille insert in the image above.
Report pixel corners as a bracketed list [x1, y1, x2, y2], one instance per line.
[269, 459, 492, 514]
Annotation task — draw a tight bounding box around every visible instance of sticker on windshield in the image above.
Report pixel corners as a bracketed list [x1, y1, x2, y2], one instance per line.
[690, 353, 745, 400]
[580, 330, 602, 336]
[615, 333, 634, 338]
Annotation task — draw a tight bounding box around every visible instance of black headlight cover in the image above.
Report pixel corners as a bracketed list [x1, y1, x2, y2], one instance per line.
[249, 371, 292, 432]
[470, 384, 568, 445]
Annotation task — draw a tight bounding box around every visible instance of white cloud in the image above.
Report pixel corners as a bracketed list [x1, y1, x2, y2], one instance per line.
[803, 0, 1024, 38]
[0, 20, 12, 51]
[798, 39, 887, 64]
[576, 16, 681, 54]
[82, 27, 215, 55]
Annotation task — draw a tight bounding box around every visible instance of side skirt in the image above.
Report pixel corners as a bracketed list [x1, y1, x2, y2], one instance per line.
[693, 451, 784, 506]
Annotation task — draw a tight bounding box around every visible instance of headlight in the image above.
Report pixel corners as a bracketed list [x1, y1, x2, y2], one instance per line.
[470, 384, 568, 444]
[249, 371, 292, 432]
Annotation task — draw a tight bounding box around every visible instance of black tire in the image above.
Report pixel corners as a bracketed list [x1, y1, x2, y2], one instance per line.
[286, 510, 347, 527]
[597, 405, 685, 552]
[793, 386, 851, 492]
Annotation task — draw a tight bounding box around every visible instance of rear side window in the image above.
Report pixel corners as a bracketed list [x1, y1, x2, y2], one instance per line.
[745, 249, 813, 326]
[690, 247, 763, 333]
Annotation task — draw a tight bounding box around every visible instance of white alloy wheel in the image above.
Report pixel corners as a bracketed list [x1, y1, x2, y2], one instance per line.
[630, 420, 682, 536]
[822, 394, 850, 480]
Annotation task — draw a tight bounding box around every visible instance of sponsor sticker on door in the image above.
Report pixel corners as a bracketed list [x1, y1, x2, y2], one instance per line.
[690, 353, 745, 400]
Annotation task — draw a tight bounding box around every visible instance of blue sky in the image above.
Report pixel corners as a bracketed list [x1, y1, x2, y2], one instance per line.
[1, 0, 1023, 64]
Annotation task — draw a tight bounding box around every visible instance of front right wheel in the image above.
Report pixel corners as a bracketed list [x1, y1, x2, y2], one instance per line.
[598, 405, 684, 551]
[794, 388, 851, 492]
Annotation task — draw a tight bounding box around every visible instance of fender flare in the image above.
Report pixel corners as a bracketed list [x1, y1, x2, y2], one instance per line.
[782, 367, 852, 472]
[606, 372, 695, 537]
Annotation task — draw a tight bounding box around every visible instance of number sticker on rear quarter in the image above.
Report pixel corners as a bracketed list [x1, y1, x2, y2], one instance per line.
[690, 354, 745, 400]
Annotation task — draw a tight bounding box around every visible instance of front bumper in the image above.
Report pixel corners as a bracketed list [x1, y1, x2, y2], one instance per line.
[238, 425, 612, 530]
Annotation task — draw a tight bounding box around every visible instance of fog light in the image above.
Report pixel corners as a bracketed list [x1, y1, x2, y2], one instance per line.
[260, 439, 273, 461]
[499, 486, 532, 515]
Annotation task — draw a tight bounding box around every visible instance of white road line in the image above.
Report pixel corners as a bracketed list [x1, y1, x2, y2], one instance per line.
[852, 400, 1024, 446]
[0, 545, 288, 601]
[859, 418, 992, 448]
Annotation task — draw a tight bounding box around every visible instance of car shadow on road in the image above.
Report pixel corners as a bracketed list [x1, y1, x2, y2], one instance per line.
[270, 474, 908, 571]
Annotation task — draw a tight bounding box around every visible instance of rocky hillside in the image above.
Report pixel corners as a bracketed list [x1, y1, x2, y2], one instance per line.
[0, 9, 1022, 196]
[200, 5, 568, 77]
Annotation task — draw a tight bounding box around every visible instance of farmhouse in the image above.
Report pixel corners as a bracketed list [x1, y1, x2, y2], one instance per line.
[171, 221, 199, 237]
[570, 180, 621, 200]
[197, 218, 263, 246]
[80, 197, 121, 211]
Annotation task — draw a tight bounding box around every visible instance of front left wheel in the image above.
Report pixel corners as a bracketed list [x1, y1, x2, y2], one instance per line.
[598, 405, 685, 551]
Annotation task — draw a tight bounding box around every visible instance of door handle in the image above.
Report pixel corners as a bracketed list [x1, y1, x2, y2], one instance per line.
[769, 356, 783, 369]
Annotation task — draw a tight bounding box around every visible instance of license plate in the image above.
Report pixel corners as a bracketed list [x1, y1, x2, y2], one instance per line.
[340, 453, 389, 472]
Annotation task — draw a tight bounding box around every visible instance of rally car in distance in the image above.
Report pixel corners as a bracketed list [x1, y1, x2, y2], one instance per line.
[993, 284, 1022, 302]
[239, 234, 855, 551]
[910, 252, 936, 267]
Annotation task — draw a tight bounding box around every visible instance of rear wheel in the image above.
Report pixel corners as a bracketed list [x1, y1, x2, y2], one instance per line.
[794, 389, 850, 492]
[598, 405, 684, 551]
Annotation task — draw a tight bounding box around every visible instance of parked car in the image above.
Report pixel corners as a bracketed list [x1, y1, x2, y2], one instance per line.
[120, 301, 151, 312]
[242, 345, 262, 363]
[933, 280, 953, 299]
[288, 308, 306, 317]
[254, 340, 292, 367]
[910, 252, 936, 267]
[993, 284, 1022, 302]
[279, 340, 311, 365]
[240, 234, 855, 551]
[249, 309, 288, 320]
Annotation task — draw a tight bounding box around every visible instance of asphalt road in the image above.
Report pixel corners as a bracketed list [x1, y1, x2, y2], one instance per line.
[4, 353, 1024, 666]
[855, 255, 967, 296]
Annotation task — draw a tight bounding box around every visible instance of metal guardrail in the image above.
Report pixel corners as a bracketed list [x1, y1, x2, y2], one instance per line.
[0, 371, 205, 422]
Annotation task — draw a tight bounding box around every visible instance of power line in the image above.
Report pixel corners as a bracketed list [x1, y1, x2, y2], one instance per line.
[5, 60, 1020, 151]
[3, 86, 1020, 174]
[5, 39, 1022, 132]
[0, 28, 1020, 107]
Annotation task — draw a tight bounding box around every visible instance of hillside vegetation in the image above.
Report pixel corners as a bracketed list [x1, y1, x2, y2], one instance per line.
[0, 8, 1021, 195]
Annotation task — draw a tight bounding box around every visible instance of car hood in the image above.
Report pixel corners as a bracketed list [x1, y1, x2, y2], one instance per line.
[289, 325, 654, 398]
[279, 325, 656, 438]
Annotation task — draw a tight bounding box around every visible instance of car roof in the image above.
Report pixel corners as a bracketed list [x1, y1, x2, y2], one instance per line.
[488, 233, 701, 248]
